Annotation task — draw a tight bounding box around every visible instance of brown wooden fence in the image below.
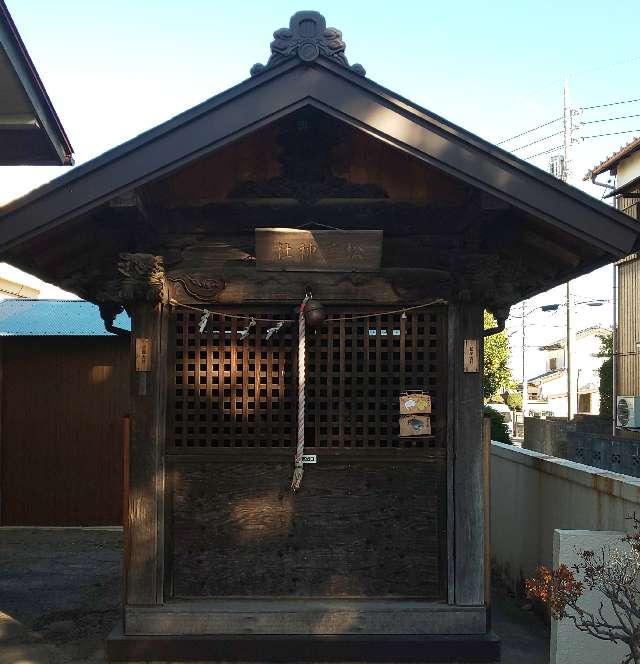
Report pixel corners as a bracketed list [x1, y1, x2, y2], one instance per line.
[0, 336, 130, 526]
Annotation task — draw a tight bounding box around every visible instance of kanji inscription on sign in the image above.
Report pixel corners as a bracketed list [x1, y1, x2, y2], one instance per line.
[136, 338, 152, 372]
[255, 228, 382, 272]
[463, 339, 479, 373]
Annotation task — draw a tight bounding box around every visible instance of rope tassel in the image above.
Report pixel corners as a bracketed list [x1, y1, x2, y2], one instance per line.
[291, 293, 311, 492]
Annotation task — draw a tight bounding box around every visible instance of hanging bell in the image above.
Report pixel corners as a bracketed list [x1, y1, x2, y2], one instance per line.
[304, 299, 326, 328]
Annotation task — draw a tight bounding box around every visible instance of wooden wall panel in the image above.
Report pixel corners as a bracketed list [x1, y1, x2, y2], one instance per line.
[146, 111, 468, 207]
[171, 459, 446, 599]
[618, 257, 640, 399]
[0, 337, 130, 526]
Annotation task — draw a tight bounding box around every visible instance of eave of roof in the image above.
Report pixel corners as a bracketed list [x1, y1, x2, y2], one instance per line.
[528, 368, 566, 384]
[617, 253, 639, 266]
[604, 173, 640, 199]
[0, 55, 638, 258]
[586, 136, 640, 180]
[0, 0, 73, 165]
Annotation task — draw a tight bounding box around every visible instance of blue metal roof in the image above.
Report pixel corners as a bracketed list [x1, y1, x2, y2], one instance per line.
[0, 299, 131, 336]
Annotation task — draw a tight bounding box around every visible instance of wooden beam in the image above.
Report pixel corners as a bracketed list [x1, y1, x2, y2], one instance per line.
[448, 302, 485, 606]
[126, 301, 168, 605]
[167, 266, 452, 306]
[521, 230, 581, 268]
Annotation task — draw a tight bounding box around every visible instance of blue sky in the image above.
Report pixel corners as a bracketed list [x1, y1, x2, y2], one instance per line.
[3, 0, 640, 376]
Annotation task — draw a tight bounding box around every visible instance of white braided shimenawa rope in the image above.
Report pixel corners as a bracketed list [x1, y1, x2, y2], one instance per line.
[290, 294, 310, 491]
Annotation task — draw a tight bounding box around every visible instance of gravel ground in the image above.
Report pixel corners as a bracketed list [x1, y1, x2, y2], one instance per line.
[0, 528, 548, 663]
[0, 528, 122, 664]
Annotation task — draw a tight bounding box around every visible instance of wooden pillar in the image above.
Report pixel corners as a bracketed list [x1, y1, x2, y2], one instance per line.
[126, 300, 169, 605]
[0, 339, 3, 526]
[448, 302, 485, 606]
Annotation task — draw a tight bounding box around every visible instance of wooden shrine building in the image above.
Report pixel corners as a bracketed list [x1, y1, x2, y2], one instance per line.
[1, 11, 639, 663]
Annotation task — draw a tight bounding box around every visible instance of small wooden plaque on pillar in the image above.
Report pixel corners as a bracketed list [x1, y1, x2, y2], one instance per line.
[136, 338, 152, 372]
[463, 339, 479, 373]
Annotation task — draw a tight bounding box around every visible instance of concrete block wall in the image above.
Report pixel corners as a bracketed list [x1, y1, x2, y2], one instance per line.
[523, 417, 568, 456]
[566, 431, 640, 476]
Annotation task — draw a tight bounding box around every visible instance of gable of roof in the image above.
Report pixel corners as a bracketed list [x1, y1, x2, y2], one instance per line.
[586, 136, 640, 180]
[0, 49, 638, 257]
[0, 0, 72, 165]
[0, 299, 130, 336]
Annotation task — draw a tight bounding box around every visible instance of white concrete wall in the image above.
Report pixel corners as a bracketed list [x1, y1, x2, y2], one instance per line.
[491, 442, 640, 585]
[551, 530, 629, 664]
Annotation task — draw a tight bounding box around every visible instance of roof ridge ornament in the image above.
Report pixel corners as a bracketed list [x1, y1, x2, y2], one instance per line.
[250, 11, 365, 77]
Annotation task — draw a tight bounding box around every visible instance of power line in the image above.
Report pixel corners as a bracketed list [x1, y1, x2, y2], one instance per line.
[582, 128, 640, 140]
[524, 144, 563, 160]
[497, 99, 639, 148]
[512, 130, 564, 152]
[496, 117, 562, 145]
[582, 97, 640, 110]
[582, 113, 640, 125]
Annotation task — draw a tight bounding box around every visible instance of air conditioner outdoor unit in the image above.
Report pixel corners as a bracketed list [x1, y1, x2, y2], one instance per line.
[616, 396, 640, 428]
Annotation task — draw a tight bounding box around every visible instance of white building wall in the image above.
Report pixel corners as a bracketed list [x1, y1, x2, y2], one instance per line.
[537, 332, 606, 416]
[617, 149, 640, 188]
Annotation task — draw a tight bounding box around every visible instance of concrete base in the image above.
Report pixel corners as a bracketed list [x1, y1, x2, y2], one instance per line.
[107, 622, 501, 662]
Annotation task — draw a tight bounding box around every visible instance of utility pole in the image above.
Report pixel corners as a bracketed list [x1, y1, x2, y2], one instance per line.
[562, 79, 572, 184]
[562, 79, 577, 421]
[566, 282, 576, 419]
[521, 300, 527, 421]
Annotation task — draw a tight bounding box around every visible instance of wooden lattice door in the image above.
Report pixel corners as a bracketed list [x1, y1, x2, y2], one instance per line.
[166, 306, 447, 598]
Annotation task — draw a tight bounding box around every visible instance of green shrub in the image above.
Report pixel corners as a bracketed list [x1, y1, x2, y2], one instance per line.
[484, 405, 511, 444]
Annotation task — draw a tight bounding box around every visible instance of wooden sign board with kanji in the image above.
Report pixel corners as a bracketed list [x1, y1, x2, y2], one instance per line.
[135, 338, 152, 372]
[464, 338, 479, 373]
[255, 228, 382, 272]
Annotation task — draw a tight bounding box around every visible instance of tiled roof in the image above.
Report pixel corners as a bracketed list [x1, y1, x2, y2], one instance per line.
[538, 326, 610, 351]
[528, 368, 565, 384]
[0, 299, 130, 336]
[585, 136, 640, 179]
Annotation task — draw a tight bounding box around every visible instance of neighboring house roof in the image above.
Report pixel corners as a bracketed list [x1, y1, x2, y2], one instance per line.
[604, 173, 640, 200]
[585, 136, 640, 180]
[0, 275, 38, 298]
[539, 326, 611, 351]
[0, 0, 73, 165]
[528, 368, 565, 385]
[0, 299, 130, 336]
[617, 253, 640, 266]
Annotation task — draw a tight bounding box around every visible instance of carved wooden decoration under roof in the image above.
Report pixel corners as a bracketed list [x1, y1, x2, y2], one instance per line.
[250, 11, 365, 77]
